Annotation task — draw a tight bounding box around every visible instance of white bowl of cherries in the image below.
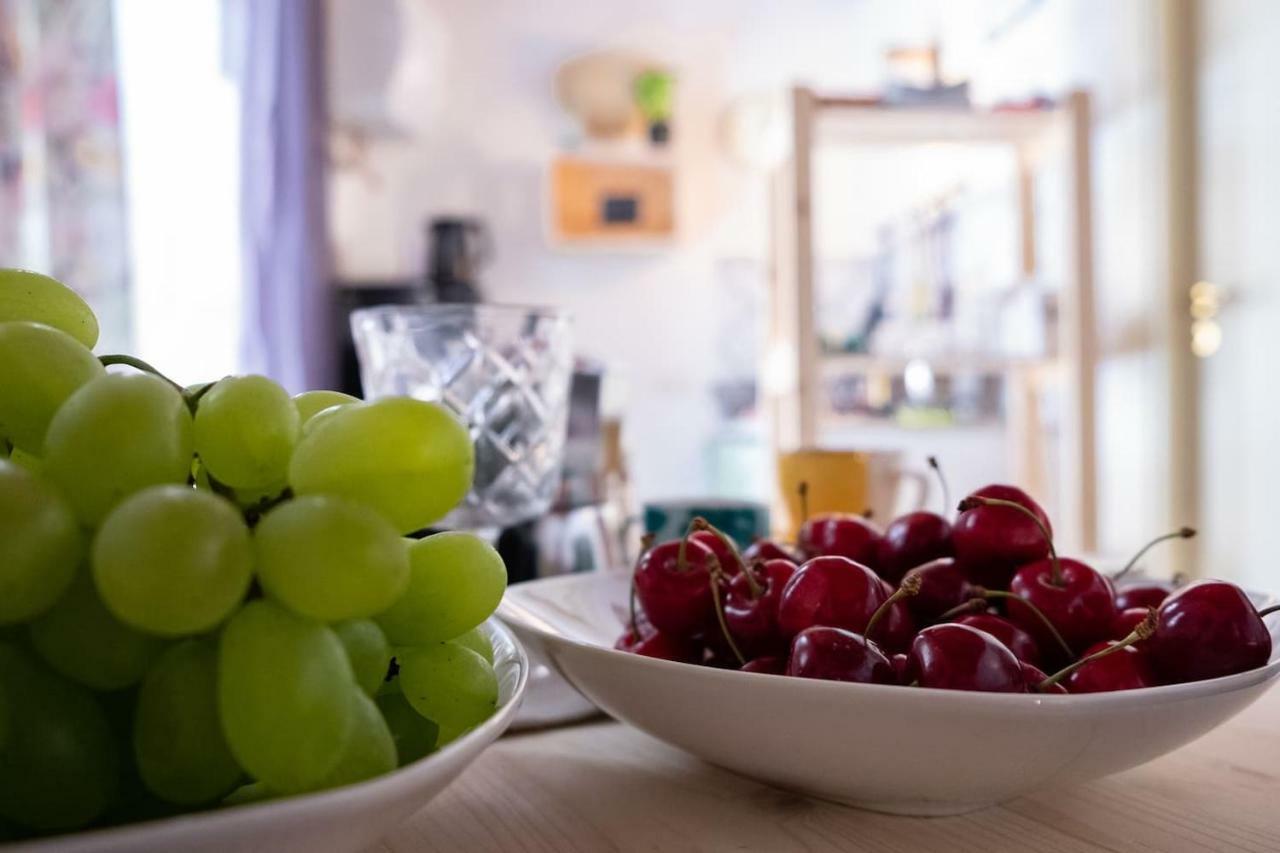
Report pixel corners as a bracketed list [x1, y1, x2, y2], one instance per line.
[500, 481, 1280, 815]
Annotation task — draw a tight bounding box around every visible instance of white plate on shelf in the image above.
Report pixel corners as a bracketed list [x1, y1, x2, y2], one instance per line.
[9, 619, 528, 853]
[500, 571, 1280, 815]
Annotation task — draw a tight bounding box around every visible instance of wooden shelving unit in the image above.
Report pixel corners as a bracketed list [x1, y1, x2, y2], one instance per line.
[768, 88, 1098, 550]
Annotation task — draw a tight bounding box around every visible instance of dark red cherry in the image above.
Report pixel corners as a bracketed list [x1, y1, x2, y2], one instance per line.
[630, 630, 700, 662]
[785, 626, 894, 684]
[615, 628, 647, 652]
[1149, 580, 1273, 683]
[688, 529, 744, 577]
[891, 653, 911, 684]
[798, 513, 883, 568]
[699, 629, 742, 668]
[953, 485, 1051, 589]
[876, 511, 953, 584]
[872, 579, 916, 654]
[743, 538, 800, 565]
[1008, 557, 1116, 657]
[1065, 640, 1156, 693]
[906, 623, 1024, 692]
[740, 655, 785, 674]
[1110, 606, 1152, 641]
[776, 556, 886, 639]
[1114, 583, 1171, 611]
[954, 613, 1041, 666]
[723, 559, 798, 657]
[901, 557, 975, 622]
[1019, 661, 1066, 693]
[633, 538, 719, 638]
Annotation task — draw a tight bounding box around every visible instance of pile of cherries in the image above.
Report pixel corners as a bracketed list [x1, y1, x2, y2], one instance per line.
[617, 467, 1277, 694]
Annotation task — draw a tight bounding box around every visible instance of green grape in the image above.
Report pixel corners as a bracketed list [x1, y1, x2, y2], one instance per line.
[304, 690, 396, 792]
[0, 460, 81, 624]
[221, 781, 274, 807]
[0, 321, 105, 453]
[334, 619, 392, 697]
[452, 626, 495, 664]
[293, 390, 359, 425]
[377, 532, 507, 645]
[93, 485, 253, 636]
[0, 644, 118, 831]
[218, 600, 355, 792]
[29, 570, 167, 690]
[44, 373, 194, 525]
[300, 401, 356, 438]
[233, 480, 287, 511]
[289, 397, 474, 533]
[134, 638, 243, 805]
[397, 641, 497, 746]
[193, 375, 299, 489]
[0, 268, 99, 348]
[376, 692, 438, 766]
[7, 447, 41, 473]
[0, 676, 7, 752]
[255, 495, 409, 621]
[377, 658, 402, 697]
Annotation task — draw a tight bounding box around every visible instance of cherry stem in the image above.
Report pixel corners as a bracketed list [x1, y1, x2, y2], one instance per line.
[1037, 609, 1156, 691]
[928, 455, 950, 517]
[864, 575, 921, 642]
[677, 521, 695, 573]
[1257, 604, 1280, 620]
[1111, 526, 1197, 581]
[936, 598, 991, 621]
[706, 560, 746, 666]
[798, 481, 810, 526]
[977, 588, 1076, 661]
[98, 354, 185, 394]
[959, 495, 1061, 585]
[691, 516, 759, 596]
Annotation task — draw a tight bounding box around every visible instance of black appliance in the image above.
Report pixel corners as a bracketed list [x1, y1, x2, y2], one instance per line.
[425, 217, 491, 303]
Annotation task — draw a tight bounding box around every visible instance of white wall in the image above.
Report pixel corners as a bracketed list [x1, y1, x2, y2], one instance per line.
[326, 0, 942, 504]
[326, 0, 1170, 549]
[1197, 0, 1280, 588]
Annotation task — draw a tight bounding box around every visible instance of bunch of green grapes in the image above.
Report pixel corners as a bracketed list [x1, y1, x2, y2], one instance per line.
[0, 268, 509, 838]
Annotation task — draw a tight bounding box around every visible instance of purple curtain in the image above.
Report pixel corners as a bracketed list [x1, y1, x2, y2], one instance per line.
[236, 0, 334, 392]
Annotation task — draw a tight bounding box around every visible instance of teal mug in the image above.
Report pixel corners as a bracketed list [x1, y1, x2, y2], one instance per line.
[643, 499, 770, 549]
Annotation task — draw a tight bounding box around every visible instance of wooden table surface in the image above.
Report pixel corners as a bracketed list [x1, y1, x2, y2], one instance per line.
[376, 688, 1280, 853]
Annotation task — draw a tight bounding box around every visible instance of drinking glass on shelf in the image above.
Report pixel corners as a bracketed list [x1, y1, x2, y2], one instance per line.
[351, 304, 573, 529]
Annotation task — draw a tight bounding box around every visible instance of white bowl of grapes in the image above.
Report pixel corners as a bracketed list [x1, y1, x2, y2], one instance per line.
[0, 269, 527, 851]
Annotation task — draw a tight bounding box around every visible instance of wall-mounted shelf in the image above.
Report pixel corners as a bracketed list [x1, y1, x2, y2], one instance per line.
[820, 352, 1058, 377]
[814, 102, 1059, 146]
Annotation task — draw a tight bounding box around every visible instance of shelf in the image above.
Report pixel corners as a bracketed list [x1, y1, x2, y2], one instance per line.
[819, 412, 1006, 432]
[813, 103, 1060, 147]
[821, 352, 1057, 376]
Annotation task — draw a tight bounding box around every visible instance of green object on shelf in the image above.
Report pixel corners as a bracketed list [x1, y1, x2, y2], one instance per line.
[895, 407, 954, 429]
[634, 70, 674, 122]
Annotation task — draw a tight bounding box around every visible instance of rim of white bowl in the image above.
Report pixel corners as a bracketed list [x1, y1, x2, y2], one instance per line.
[8, 617, 529, 852]
[499, 571, 1280, 712]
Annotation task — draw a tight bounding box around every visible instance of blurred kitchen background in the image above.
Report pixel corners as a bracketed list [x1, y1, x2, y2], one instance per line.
[1, 0, 1273, 587]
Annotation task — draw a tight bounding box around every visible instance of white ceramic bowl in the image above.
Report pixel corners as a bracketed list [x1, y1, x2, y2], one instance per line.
[500, 572, 1280, 815]
[9, 619, 528, 853]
